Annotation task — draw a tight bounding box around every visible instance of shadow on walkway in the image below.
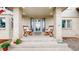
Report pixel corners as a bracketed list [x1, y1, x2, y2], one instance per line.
[63, 38, 79, 51]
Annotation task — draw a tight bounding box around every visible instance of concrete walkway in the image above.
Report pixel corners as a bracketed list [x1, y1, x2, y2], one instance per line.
[9, 35, 72, 51]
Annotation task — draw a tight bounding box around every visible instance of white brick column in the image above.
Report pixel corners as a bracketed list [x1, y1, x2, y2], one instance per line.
[54, 8, 63, 43]
[12, 8, 22, 41]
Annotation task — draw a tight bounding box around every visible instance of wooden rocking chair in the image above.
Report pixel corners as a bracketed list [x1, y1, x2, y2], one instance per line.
[44, 25, 54, 37]
[23, 25, 32, 36]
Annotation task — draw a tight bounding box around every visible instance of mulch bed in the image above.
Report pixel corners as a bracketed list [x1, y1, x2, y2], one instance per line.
[0, 40, 9, 44]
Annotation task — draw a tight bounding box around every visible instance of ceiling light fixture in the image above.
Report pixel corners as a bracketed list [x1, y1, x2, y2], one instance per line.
[49, 7, 52, 9]
[23, 12, 26, 15]
[50, 12, 53, 15]
[22, 7, 25, 9]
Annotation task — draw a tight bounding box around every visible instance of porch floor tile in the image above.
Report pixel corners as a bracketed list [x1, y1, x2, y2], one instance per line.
[9, 35, 72, 51]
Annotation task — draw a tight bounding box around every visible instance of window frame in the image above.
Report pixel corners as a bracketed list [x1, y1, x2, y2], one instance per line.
[0, 17, 6, 29]
[62, 19, 72, 29]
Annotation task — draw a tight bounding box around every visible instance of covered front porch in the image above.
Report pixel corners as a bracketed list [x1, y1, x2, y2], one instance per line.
[0, 7, 73, 51]
[12, 7, 67, 43]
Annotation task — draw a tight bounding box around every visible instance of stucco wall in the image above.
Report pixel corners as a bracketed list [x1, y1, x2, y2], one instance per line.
[62, 7, 79, 37]
[22, 16, 54, 28]
[22, 17, 30, 27]
[62, 18, 79, 37]
[45, 17, 54, 29]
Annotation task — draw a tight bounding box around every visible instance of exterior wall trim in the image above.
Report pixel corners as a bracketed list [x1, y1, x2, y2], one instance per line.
[62, 17, 79, 18]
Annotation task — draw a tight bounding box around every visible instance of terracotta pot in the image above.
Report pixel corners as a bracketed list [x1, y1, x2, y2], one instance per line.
[3, 48, 8, 51]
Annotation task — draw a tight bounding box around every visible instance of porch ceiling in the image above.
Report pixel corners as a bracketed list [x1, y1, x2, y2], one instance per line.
[22, 7, 55, 18]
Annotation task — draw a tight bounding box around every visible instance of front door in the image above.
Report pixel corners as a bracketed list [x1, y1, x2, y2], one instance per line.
[34, 19, 42, 32]
[31, 18, 45, 32]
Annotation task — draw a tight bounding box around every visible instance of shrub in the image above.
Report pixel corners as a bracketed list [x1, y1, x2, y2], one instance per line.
[15, 39, 22, 44]
[1, 42, 10, 48]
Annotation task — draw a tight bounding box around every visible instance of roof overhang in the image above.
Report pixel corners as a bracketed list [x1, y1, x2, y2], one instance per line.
[22, 7, 55, 18]
[60, 7, 68, 12]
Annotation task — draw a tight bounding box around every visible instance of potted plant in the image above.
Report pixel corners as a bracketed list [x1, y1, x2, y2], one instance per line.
[14, 39, 22, 45]
[1, 42, 10, 51]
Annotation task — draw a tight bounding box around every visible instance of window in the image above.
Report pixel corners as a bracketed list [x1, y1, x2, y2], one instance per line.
[0, 17, 6, 28]
[62, 20, 66, 28]
[67, 20, 71, 28]
[62, 19, 72, 29]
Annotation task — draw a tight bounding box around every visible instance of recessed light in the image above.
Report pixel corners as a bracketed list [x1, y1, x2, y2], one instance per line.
[23, 12, 26, 15]
[50, 12, 53, 15]
[49, 7, 52, 9]
[22, 7, 25, 8]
